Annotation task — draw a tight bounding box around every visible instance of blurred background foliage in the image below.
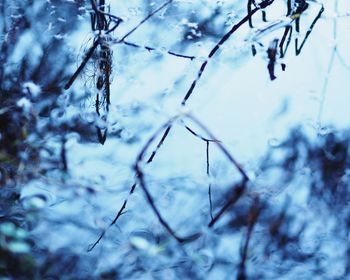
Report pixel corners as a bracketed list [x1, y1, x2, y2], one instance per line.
[1, 0, 350, 279]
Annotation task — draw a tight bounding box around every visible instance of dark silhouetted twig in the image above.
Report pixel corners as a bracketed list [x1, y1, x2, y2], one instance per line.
[247, 0, 268, 28]
[60, 136, 68, 172]
[182, 121, 219, 221]
[64, 39, 99, 90]
[278, 0, 293, 58]
[267, 38, 279, 80]
[87, 183, 136, 251]
[184, 125, 218, 143]
[118, 0, 174, 43]
[181, 0, 275, 105]
[279, 25, 292, 58]
[67, 0, 172, 91]
[237, 196, 261, 280]
[248, 0, 254, 28]
[133, 115, 201, 242]
[89, 109, 250, 247]
[295, 5, 324, 56]
[88, 117, 177, 251]
[122, 40, 196, 60]
[135, 163, 197, 243]
[185, 113, 250, 226]
[133, 113, 250, 242]
[147, 124, 172, 164]
[186, 114, 249, 181]
[208, 182, 245, 228]
[206, 140, 214, 221]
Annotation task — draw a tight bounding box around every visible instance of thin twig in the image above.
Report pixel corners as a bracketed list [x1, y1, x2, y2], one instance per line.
[248, 0, 254, 28]
[187, 113, 250, 227]
[134, 113, 250, 242]
[133, 115, 201, 242]
[206, 141, 214, 221]
[237, 196, 261, 280]
[60, 136, 68, 172]
[87, 183, 136, 251]
[122, 40, 196, 60]
[88, 118, 178, 251]
[184, 125, 218, 143]
[135, 164, 194, 243]
[91, 118, 219, 246]
[66, 0, 180, 90]
[186, 114, 249, 181]
[147, 125, 173, 164]
[295, 5, 324, 55]
[208, 182, 245, 228]
[279, 26, 292, 58]
[181, 1, 274, 105]
[90, 0, 123, 22]
[64, 38, 99, 90]
[118, 0, 174, 42]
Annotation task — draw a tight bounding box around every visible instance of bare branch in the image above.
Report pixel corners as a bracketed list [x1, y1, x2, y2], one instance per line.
[118, 0, 174, 42]
[122, 40, 196, 60]
[64, 38, 99, 90]
[185, 114, 250, 181]
[181, 1, 275, 105]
